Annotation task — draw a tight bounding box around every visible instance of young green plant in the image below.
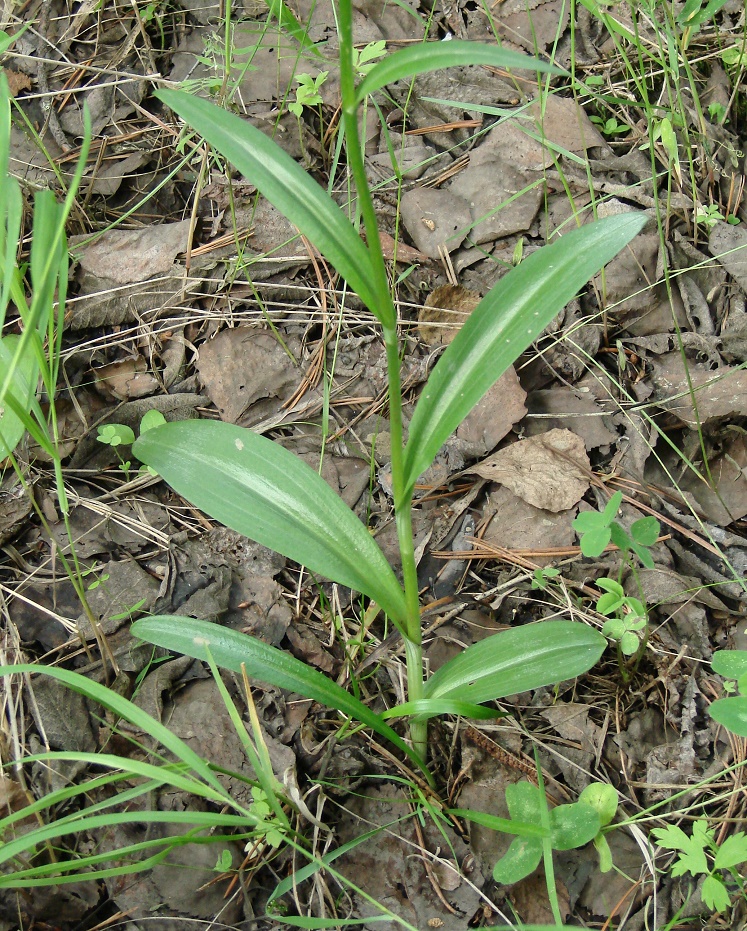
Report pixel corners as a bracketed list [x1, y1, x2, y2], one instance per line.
[454, 775, 619, 925]
[652, 818, 747, 914]
[130, 4, 646, 768]
[573, 491, 660, 674]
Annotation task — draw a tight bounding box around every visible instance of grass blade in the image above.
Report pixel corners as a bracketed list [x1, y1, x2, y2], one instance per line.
[0, 664, 226, 793]
[402, 214, 647, 497]
[133, 420, 408, 626]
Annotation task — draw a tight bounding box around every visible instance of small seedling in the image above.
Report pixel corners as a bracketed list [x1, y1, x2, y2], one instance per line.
[589, 115, 630, 136]
[96, 410, 166, 478]
[287, 71, 328, 117]
[573, 492, 660, 674]
[708, 102, 728, 124]
[247, 786, 287, 850]
[595, 579, 647, 656]
[652, 819, 747, 913]
[531, 566, 560, 591]
[213, 849, 233, 872]
[722, 46, 747, 69]
[456, 780, 616, 886]
[352, 39, 386, 76]
[696, 203, 725, 229]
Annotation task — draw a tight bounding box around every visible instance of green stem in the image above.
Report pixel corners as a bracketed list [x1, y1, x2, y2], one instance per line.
[337, 1, 426, 760]
[535, 747, 563, 926]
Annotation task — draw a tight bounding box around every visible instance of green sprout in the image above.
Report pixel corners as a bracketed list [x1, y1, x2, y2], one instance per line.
[652, 820, 747, 913]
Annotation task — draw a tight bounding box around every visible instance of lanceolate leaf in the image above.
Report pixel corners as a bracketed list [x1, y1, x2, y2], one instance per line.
[355, 42, 559, 105]
[380, 699, 505, 722]
[133, 421, 408, 626]
[131, 616, 426, 774]
[402, 214, 647, 497]
[155, 90, 383, 321]
[423, 621, 606, 704]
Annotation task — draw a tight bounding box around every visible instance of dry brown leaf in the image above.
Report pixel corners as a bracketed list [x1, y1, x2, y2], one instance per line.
[470, 428, 590, 511]
[418, 284, 481, 347]
[94, 356, 159, 401]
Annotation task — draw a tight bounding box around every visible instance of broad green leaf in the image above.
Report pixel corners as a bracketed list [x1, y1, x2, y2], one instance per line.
[714, 832, 747, 870]
[131, 615, 426, 775]
[702, 874, 731, 913]
[423, 621, 606, 704]
[492, 835, 543, 884]
[677, 0, 730, 29]
[355, 42, 559, 105]
[549, 802, 600, 850]
[619, 630, 641, 656]
[380, 698, 504, 722]
[579, 526, 611, 557]
[579, 784, 618, 826]
[597, 592, 624, 614]
[506, 781, 542, 823]
[154, 90, 383, 320]
[651, 824, 691, 853]
[712, 650, 747, 682]
[0, 335, 37, 457]
[402, 214, 647, 498]
[630, 516, 660, 547]
[133, 421, 408, 626]
[709, 696, 747, 737]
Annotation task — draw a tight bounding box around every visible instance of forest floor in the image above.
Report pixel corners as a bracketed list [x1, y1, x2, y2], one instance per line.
[2, 0, 747, 929]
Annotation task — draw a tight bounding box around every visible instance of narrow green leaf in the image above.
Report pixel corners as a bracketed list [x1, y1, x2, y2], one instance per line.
[131, 616, 427, 775]
[594, 833, 613, 872]
[709, 696, 747, 737]
[0, 335, 37, 457]
[0, 664, 226, 794]
[133, 421, 408, 626]
[380, 699, 505, 721]
[355, 42, 559, 105]
[402, 214, 647, 497]
[450, 807, 546, 838]
[423, 621, 606, 704]
[276, 919, 391, 928]
[266, 0, 324, 56]
[154, 90, 383, 320]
